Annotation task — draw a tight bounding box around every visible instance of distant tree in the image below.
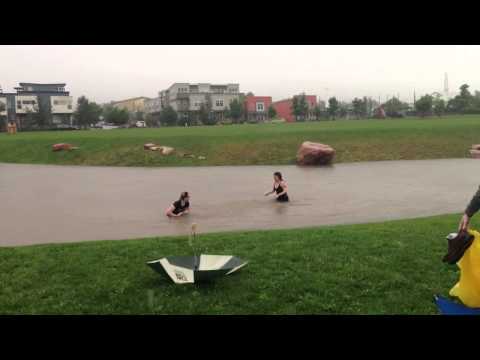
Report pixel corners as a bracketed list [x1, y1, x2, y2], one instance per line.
[338, 102, 349, 118]
[313, 105, 322, 121]
[383, 97, 408, 117]
[352, 97, 367, 119]
[433, 99, 446, 117]
[103, 106, 129, 125]
[292, 94, 308, 121]
[159, 106, 178, 127]
[365, 97, 379, 118]
[228, 98, 243, 123]
[145, 113, 160, 127]
[35, 101, 50, 128]
[327, 97, 339, 120]
[135, 111, 144, 122]
[74, 96, 102, 129]
[21, 101, 50, 130]
[448, 84, 474, 114]
[432, 93, 446, 117]
[268, 105, 277, 119]
[415, 94, 433, 117]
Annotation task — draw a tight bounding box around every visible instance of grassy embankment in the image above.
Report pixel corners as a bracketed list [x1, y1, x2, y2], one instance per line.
[0, 213, 471, 314]
[0, 116, 479, 167]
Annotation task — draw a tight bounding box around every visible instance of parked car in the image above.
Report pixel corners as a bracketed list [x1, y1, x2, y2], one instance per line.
[136, 121, 147, 128]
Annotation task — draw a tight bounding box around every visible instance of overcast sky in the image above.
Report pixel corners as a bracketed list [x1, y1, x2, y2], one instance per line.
[1, 45, 479, 104]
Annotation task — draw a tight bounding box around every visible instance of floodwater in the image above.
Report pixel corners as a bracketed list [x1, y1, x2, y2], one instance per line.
[1, 159, 479, 246]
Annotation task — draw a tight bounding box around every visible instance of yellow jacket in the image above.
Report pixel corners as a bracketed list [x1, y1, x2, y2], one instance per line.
[450, 229, 480, 308]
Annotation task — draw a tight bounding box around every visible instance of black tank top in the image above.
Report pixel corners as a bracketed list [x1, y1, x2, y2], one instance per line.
[172, 200, 190, 214]
[274, 182, 289, 202]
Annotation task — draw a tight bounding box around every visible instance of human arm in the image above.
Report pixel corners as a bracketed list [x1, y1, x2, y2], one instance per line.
[459, 186, 480, 231]
[165, 204, 180, 217]
[264, 186, 274, 196]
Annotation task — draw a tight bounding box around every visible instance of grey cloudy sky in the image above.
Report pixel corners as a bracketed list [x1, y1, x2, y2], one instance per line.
[1, 45, 479, 104]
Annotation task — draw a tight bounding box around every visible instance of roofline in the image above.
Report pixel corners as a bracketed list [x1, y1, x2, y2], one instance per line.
[272, 94, 317, 104]
[18, 83, 66, 86]
[111, 96, 151, 104]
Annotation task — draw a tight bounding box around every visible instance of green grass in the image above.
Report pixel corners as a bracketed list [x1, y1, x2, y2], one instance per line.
[1, 116, 479, 167]
[0, 213, 471, 314]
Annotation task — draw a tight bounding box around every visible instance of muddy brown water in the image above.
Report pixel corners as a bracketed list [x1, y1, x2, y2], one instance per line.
[1, 159, 479, 247]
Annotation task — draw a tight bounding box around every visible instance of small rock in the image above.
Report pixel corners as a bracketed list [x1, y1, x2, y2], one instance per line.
[52, 143, 77, 152]
[198, 156, 206, 160]
[161, 146, 175, 155]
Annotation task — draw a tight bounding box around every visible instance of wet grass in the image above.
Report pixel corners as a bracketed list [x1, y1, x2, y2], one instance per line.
[0, 116, 479, 167]
[0, 213, 470, 314]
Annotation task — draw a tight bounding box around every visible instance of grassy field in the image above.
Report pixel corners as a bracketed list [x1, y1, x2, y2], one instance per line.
[0, 116, 479, 167]
[0, 213, 472, 315]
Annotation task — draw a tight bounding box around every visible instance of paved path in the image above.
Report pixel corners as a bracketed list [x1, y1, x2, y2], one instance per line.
[1, 159, 479, 246]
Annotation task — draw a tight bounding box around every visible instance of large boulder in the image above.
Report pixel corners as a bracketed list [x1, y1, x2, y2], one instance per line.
[296, 141, 335, 166]
[470, 150, 480, 159]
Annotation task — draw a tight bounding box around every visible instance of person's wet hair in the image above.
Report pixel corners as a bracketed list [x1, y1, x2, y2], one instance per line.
[274, 172, 283, 181]
[180, 192, 189, 200]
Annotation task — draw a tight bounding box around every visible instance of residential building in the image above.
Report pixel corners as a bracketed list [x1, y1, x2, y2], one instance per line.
[1, 83, 74, 129]
[144, 97, 162, 115]
[0, 95, 7, 130]
[272, 94, 318, 122]
[144, 97, 163, 124]
[244, 95, 272, 122]
[159, 83, 242, 122]
[111, 97, 150, 113]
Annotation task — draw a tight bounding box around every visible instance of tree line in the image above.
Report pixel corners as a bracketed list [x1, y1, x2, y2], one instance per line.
[4, 83, 480, 131]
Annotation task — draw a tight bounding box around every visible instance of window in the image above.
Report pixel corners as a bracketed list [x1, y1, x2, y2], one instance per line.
[17, 101, 22, 109]
[256, 102, 265, 112]
[216, 99, 224, 107]
[54, 99, 70, 106]
[22, 100, 36, 105]
[68, 105, 72, 110]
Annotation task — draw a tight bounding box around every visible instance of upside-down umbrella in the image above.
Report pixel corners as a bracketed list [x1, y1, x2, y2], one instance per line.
[147, 223, 247, 284]
[147, 254, 248, 284]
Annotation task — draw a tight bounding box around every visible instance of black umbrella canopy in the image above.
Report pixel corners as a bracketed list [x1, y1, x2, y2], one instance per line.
[147, 254, 248, 284]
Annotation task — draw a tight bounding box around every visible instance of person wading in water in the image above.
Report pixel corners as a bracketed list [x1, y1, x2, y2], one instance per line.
[166, 192, 191, 217]
[264, 171, 289, 202]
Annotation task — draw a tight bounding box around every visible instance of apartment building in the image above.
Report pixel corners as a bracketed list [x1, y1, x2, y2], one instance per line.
[244, 95, 272, 122]
[144, 97, 162, 115]
[1, 83, 74, 129]
[0, 95, 7, 130]
[272, 95, 318, 122]
[159, 83, 242, 122]
[144, 97, 162, 124]
[111, 96, 150, 113]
